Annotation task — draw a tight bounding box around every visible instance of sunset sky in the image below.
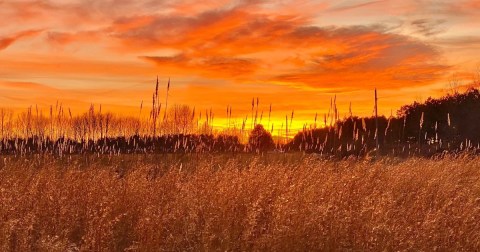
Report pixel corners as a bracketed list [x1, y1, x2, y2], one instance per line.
[1, 0, 480, 131]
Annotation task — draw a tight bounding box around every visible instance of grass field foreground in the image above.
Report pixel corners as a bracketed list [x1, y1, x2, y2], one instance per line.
[1, 154, 479, 251]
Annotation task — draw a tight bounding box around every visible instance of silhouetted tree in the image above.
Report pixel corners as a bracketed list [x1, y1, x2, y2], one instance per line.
[248, 124, 275, 153]
[164, 105, 195, 134]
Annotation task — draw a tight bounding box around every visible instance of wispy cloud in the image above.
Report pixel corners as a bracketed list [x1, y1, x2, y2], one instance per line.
[329, 0, 386, 12]
[0, 29, 43, 51]
[410, 19, 447, 37]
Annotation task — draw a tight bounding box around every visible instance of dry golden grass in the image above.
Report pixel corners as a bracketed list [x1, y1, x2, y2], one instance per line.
[1, 154, 479, 251]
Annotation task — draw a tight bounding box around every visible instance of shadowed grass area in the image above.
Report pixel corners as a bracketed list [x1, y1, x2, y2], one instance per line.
[1, 154, 479, 251]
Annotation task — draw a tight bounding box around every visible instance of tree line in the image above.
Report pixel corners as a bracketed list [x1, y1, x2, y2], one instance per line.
[288, 88, 480, 157]
[3, 86, 480, 156]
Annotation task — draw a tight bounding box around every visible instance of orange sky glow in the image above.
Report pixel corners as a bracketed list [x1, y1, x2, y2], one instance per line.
[1, 0, 480, 132]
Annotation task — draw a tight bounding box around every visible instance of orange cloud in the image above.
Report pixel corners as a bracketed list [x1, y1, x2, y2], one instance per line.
[0, 79, 150, 115]
[0, 29, 43, 51]
[0, 81, 59, 93]
[47, 31, 100, 45]
[142, 55, 259, 78]
[128, 15, 448, 90]
[0, 55, 155, 78]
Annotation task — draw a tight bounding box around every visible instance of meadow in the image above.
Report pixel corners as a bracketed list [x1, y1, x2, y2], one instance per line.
[1, 153, 479, 251]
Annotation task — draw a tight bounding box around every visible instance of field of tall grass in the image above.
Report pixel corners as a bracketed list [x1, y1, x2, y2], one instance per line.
[1, 153, 479, 251]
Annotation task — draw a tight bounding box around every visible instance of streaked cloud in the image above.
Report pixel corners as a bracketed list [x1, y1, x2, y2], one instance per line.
[0, 29, 43, 51]
[410, 19, 447, 37]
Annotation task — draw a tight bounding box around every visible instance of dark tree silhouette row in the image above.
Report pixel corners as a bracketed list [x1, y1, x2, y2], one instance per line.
[0, 134, 243, 155]
[0, 127, 277, 155]
[287, 88, 480, 157]
[2, 88, 480, 156]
